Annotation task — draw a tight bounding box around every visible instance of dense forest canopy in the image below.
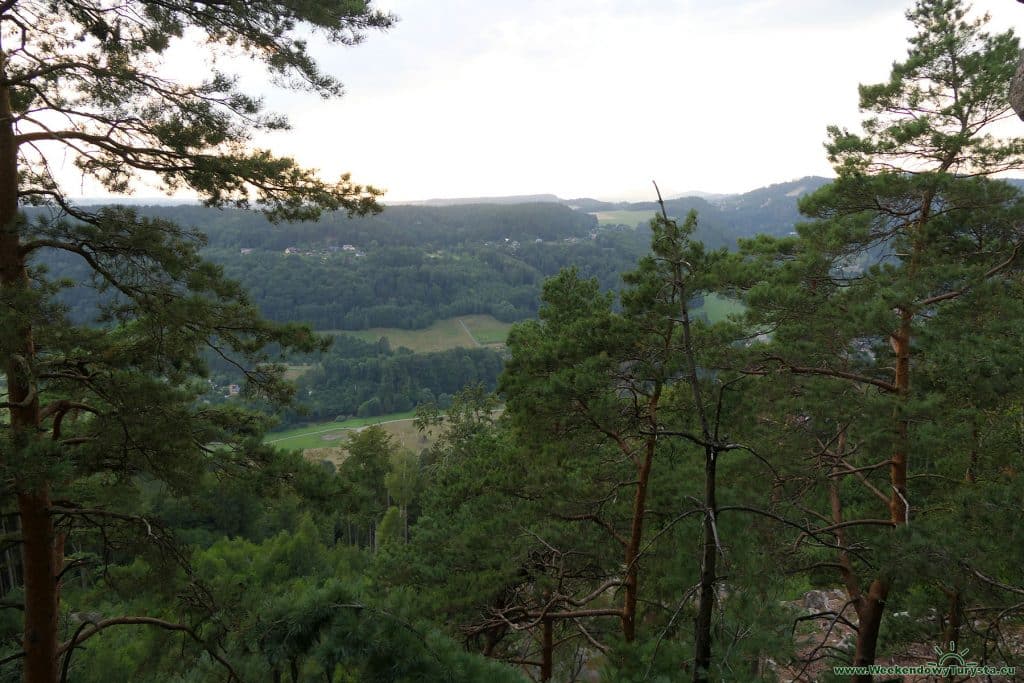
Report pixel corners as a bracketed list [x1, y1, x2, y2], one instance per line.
[288, 337, 504, 421]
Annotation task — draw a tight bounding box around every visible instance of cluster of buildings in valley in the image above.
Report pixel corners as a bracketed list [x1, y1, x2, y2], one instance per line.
[238, 226, 616, 261]
[238, 244, 366, 259]
[482, 228, 606, 251]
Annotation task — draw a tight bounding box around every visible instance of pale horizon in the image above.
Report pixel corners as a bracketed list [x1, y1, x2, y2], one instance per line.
[56, 0, 1024, 206]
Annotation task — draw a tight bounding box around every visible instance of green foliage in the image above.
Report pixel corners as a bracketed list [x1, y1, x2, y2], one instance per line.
[724, 0, 1024, 673]
[390, 205, 782, 678]
[1, 0, 396, 680]
[377, 506, 404, 548]
[33, 203, 630, 330]
[385, 450, 421, 512]
[6, 0, 1024, 680]
[287, 342, 503, 425]
[338, 426, 394, 530]
[62, 502, 526, 682]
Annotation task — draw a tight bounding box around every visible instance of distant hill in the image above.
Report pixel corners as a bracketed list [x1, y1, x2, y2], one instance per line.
[56, 177, 839, 255]
[39, 174, 1024, 335]
[715, 177, 831, 208]
[704, 175, 834, 238]
[62, 174, 1024, 254]
[77, 201, 598, 251]
[390, 194, 562, 207]
[671, 189, 731, 202]
[75, 196, 198, 206]
[398, 178, 831, 213]
[568, 177, 835, 249]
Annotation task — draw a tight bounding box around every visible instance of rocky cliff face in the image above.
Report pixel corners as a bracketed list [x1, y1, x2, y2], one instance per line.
[1010, 49, 1024, 120]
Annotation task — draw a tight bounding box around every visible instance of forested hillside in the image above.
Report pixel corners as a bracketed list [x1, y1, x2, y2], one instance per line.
[32, 202, 647, 329]
[574, 176, 833, 241]
[284, 335, 504, 421]
[37, 185, 822, 331]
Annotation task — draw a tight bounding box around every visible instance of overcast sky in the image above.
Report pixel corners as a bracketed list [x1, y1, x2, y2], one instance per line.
[86, 1, 1024, 202]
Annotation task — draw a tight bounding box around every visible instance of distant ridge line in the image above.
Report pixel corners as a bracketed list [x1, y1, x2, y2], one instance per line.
[387, 194, 563, 207]
[65, 175, 1024, 210]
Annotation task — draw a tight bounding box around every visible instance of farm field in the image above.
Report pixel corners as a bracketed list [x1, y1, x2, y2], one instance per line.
[327, 314, 512, 352]
[699, 292, 746, 323]
[591, 209, 657, 227]
[374, 418, 434, 453]
[271, 294, 739, 461]
[283, 364, 314, 381]
[304, 417, 435, 465]
[462, 315, 512, 345]
[265, 410, 417, 451]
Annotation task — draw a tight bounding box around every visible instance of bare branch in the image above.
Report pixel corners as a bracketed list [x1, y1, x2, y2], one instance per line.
[757, 356, 898, 393]
[917, 240, 1024, 307]
[963, 563, 1024, 597]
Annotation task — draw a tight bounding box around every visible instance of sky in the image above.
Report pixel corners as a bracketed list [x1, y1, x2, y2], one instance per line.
[74, 0, 1024, 202]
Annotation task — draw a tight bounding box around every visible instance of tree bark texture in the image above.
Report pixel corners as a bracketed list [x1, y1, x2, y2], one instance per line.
[692, 446, 718, 683]
[2, 47, 59, 683]
[621, 441, 655, 642]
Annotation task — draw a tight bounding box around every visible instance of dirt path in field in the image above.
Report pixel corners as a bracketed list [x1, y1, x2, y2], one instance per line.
[458, 318, 481, 347]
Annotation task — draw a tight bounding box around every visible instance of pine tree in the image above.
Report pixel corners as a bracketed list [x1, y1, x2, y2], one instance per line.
[741, 0, 1024, 675]
[0, 2, 392, 680]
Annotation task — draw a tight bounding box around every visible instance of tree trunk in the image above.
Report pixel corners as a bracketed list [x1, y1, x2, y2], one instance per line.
[852, 580, 889, 683]
[692, 446, 718, 683]
[942, 588, 962, 658]
[846, 308, 911, 679]
[621, 442, 655, 642]
[18, 492, 59, 683]
[843, 309, 912, 680]
[2, 52, 57, 683]
[889, 310, 912, 525]
[540, 616, 553, 682]
[1, 514, 22, 596]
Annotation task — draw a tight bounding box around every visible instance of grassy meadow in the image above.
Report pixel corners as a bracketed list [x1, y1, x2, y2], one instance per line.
[270, 413, 434, 465]
[283, 364, 314, 381]
[591, 209, 658, 227]
[700, 293, 746, 323]
[327, 314, 512, 353]
[302, 416, 436, 465]
[265, 410, 417, 451]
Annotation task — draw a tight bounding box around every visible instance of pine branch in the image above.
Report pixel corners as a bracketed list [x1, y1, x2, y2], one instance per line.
[56, 616, 241, 682]
[757, 356, 898, 393]
[917, 239, 1024, 307]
